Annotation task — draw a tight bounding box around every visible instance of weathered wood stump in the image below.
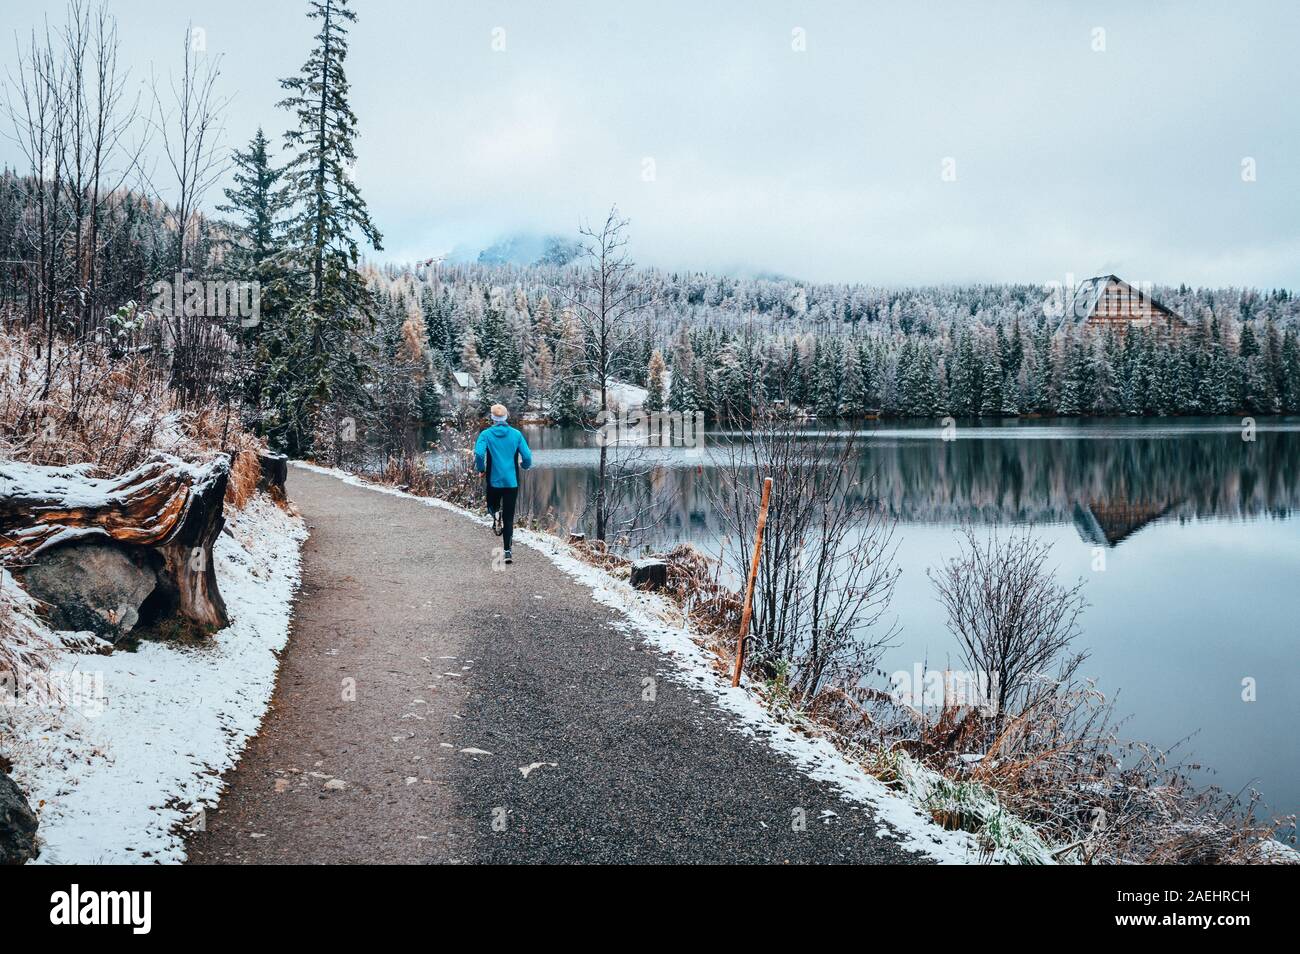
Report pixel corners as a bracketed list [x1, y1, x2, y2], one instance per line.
[257, 451, 288, 503]
[630, 557, 669, 591]
[0, 453, 231, 639]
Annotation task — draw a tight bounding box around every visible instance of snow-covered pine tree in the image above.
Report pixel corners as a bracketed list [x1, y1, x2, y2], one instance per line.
[948, 332, 975, 415]
[1243, 351, 1276, 413]
[482, 331, 524, 414]
[272, 0, 383, 456]
[1056, 334, 1081, 416]
[533, 294, 556, 348]
[668, 327, 698, 412]
[525, 336, 554, 411]
[979, 343, 1002, 416]
[1093, 332, 1120, 414]
[852, 339, 878, 416]
[218, 128, 286, 284]
[548, 310, 586, 426]
[217, 127, 288, 413]
[422, 285, 458, 372]
[1171, 338, 1198, 413]
[1021, 352, 1043, 414]
[478, 287, 508, 365]
[814, 337, 845, 418]
[717, 338, 752, 423]
[1281, 328, 1300, 412]
[459, 326, 482, 375]
[1000, 371, 1019, 416]
[645, 348, 667, 412]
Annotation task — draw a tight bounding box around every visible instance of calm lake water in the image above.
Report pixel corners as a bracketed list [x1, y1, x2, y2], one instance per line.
[480, 418, 1300, 823]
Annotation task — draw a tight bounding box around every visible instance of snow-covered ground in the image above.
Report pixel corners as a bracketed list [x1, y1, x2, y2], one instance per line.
[1, 495, 305, 864]
[294, 462, 996, 864]
[601, 379, 649, 411]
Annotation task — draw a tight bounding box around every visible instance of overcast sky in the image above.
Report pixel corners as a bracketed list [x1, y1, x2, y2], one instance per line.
[3, 0, 1299, 287]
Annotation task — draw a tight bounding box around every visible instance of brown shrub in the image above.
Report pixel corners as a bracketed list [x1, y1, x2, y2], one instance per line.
[0, 330, 247, 477]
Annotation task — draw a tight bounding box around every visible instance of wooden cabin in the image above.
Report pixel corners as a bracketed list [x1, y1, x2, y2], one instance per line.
[1064, 275, 1190, 335]
[1073, 499, 1176, 548]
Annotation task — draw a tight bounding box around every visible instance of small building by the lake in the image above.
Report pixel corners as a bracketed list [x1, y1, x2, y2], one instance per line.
[1065, 275, 1191, 335]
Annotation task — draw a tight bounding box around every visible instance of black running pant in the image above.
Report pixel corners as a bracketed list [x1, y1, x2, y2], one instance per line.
[486, 485, 518, 551]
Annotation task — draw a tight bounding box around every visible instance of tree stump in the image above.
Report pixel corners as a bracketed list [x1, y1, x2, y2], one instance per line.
[0, 453, 231, 636]
[630, 557, 669, 591]
[257, 451, 288, 503]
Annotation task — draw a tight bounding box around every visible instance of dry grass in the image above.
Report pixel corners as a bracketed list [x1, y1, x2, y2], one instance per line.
[225, 443, 262, 510]
[1, 329, 270, 513]
[0, 329, 239, 478]
[807, 670, 1295, 864]
[362, 425, 483, 507]
[0, 571, 54, 706]
[1, 332, 164, 473]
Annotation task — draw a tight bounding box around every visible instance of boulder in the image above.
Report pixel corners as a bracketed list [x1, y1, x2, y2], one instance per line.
[0, 769, 39, 865]
[0, 453, 231, 635]
[630, 557, 669, 591]
[19, 542, 157, 641]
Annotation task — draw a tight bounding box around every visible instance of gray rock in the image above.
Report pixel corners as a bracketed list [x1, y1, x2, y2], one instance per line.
[0, 770, 39, 865]
[20, 542, 157, 641]
[630, 557, 669, 591]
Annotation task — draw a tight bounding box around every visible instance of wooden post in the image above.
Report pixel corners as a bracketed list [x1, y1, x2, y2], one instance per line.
[732, 477, 773, 687]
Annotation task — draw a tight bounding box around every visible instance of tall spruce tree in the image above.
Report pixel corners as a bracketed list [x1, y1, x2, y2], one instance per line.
[979, 343, 1002, 416]
[218, 128, 285, 282]
[1281, 329, 1300, 412]
[548, 312, 585, 426]
[218, 128, 287, 412]
[271, 0, 383, 455]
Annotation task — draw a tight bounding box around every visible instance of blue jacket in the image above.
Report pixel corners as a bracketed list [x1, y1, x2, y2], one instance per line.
[474, 423, 533, 488]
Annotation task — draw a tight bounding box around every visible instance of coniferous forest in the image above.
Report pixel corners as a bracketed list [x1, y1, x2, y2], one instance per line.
[365, 264, 1300, 432]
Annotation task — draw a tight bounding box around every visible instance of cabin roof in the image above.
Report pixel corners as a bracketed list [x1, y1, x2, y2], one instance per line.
[1064, 274, 1187, 326]
[451, 371, 476, 388]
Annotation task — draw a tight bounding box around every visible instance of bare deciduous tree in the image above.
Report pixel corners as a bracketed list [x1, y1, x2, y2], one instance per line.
[3, 20, 69, 394]
[711, 412, 901, 703]
[150, 25, 227, 273]
[3, 2, 148, 401]
[927, 526, 1087, 726]
[73, 1, 144, 333]
[556, 206, 655, 541]
[148, 25, 228, 405]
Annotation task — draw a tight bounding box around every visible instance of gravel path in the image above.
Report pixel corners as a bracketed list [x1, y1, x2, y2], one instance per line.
[186, 466, 932, 864]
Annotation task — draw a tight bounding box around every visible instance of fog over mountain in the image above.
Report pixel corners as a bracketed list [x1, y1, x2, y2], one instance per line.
[3, 1, 1299, 287]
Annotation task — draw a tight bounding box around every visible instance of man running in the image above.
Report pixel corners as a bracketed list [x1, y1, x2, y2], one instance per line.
[473, 403, 533, 564]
